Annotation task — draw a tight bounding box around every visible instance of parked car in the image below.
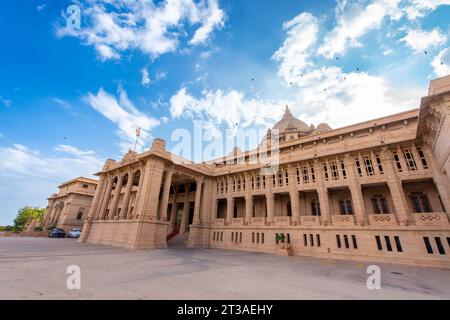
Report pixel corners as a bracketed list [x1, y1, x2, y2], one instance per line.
[67, 228, 82, 238]
[48, 228, 66, 238]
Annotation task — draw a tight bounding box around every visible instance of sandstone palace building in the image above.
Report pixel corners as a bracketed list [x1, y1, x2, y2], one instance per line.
[76, 76, 450, 268]
[42, 177, 98, 232]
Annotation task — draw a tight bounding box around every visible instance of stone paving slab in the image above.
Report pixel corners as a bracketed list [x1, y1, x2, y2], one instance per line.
[0, 237, 449, 299]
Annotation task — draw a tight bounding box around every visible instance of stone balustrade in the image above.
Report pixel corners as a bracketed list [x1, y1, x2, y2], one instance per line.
[251, 217, 266, 226]
[274, 216, 291, 226]
[214, 218, 225, 225]
[368, 214, 398, 226]
[414, 213, 449, 226]
[231, 218, 244, 226]
[331, 215, 355, 226]
[300, 215, 321, 226]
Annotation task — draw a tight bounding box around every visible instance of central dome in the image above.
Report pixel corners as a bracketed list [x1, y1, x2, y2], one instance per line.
[272, 106, 311, 133]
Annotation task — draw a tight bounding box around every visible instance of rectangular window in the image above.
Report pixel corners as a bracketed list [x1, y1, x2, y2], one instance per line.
[403, 149, 417, 171]
[296, 168, 301, 184]
[303, 234, 308, 246]
[239, 232, 242, 243]
[394, 236, 403, 252]
[355, 158, 363, 177]
[256, 233, 260, 244]
[252, 232, 255, 243]
[344, 235, 349, 249]
[410, 193, 432, 213]
[261, 233, 264, 244]
[221, 232, 223, 241]
[285, 171, 289, 186]
[286, 233, 290, 244]
[385, 236, 393, 252]
[231, 232, 234, 242]
[336, 235, 341, 248]
[371, 196, 389, 214]
[375, 155, 384, 174]
[417, 147, 429, 169]
[423, 237, 433, 254]
[393, 152, 402, 172]
[339, 199, 353, 215]
[310, 234, 314, 247]
[340, 160, 347, 179]
[316, 234, 321, 247]
[323, 164, 329, 181]
[435, 237, 446, 255]
[364, 157, 374, 176]
[352, 235, 358, 249]
[303, 167, 309, 184]
[331, 161, 339, 180]
[213, 232, 216, 241]
[311, 199, 321, 216]
[375, 236, 382, 251]
[310, 166, 316, 182]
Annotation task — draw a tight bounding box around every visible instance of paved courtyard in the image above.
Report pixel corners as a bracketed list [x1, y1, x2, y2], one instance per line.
[0, 237, 449, 299]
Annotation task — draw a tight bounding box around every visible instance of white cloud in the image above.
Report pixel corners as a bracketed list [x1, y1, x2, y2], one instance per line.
[400, 28, 447, 53]
[141, 68, 151, 87]
[170, 87, 286, 133]
[0, 143, 104, 225]
[404, 0, 450, 19]
[431, 48, 450, 77]
[318, 0, 402, 58]
[85, 86, 160, 152]
[37, 4, 46, 12]
[272, 13, 319, 84]
[52, 98, 78, 116]
[0, 95, 12, 107]
[56, 0, 225, 60]
[54, 144, 96, 157]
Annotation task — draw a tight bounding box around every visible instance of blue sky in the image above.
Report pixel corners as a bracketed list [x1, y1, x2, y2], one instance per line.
[1, 0, 450, 225]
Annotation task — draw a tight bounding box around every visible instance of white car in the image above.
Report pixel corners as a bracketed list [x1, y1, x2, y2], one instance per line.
[67, 228, 82, 238]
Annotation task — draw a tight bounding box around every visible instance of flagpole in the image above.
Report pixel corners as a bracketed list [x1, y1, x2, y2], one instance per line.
[133, 127, 141, 152]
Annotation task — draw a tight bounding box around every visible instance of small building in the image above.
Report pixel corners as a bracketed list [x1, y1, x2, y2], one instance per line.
[42, 177, 98, 232]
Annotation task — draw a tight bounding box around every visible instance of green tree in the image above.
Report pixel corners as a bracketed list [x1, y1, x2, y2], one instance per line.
[13, 206, 45, 232]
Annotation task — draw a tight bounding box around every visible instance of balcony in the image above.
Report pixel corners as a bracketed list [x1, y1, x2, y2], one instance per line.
[231, 218, 244, 226]
[300, 215, 321, 226]
[214, 218, 225, 225]
[274, 216, 291, 227]
[369, 214, 398, 226]
[251, 217, 266, 226]
[331, 215, 355, 226]
[414, 213, 449, 226]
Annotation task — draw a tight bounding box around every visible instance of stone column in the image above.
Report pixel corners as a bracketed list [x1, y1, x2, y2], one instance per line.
[120, 170, 134, 219]
[109, 172, 124, 220]
[266, 193, 275, 224]
[159, 167, 174, 222]
[179, 183, 191, 234]
[288, 164, 301, 225]
[314, 159, 331, 225]
[381, 148, 411, 225]
[140, 159, 165, 220]
[423, 145, 450, 213]
[226, 196, 234, 225]
[245, 195, 253, 225]
[87, 175, 106, 221]
[344, 154, 368, 225]
[98, 174, 114, 220]
[169, 186, 178, 233]
[193, 177, 204, 225]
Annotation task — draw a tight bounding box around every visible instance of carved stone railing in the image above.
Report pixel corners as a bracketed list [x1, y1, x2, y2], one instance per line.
[414, 213, 449, 226]
[214, 218, 225, 225]
[274, 216, 291, 226]
[300, 215, 321, 226]
[369, 214, 397, 226]
[331, 215, 355, 226]
[251, 217, 266, 226]
[231, 218, 244, 226]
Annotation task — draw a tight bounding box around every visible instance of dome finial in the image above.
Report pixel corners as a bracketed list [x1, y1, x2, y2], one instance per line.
[283, 104, 293, 119]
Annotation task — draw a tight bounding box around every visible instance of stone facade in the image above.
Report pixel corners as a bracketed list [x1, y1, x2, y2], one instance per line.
[42, 177, 98, 232]
[80, 76, 450, 268]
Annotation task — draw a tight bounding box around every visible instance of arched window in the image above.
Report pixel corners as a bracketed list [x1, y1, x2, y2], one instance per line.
[121, 174, 128, 187]
[77, 212, 83, 220]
